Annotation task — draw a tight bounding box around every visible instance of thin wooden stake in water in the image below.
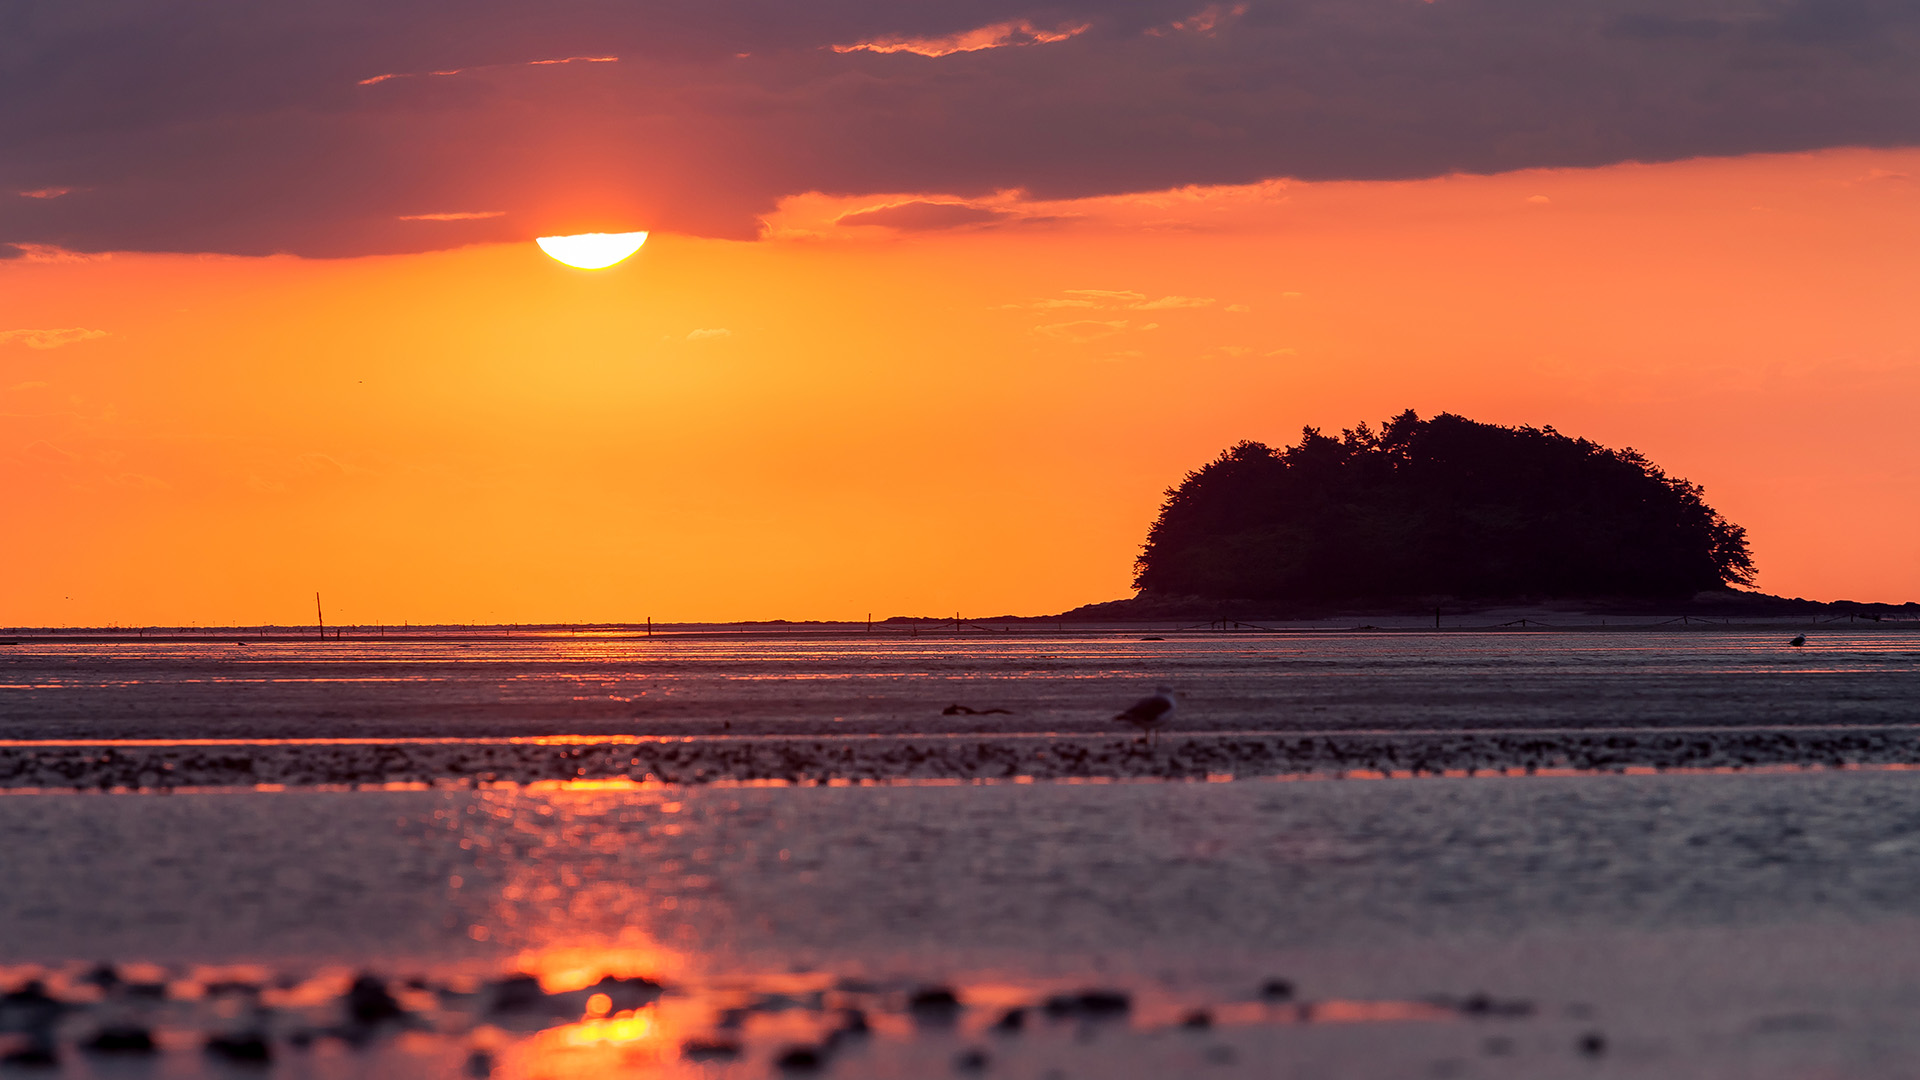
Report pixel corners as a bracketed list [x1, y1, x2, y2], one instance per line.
[315, 592, 325, 639]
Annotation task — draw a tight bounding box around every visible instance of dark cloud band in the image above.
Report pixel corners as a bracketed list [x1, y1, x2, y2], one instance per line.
[5, 0, 1917, 256]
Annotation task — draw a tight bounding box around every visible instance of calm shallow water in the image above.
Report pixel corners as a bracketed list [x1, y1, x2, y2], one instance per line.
[7, 774, 1920, 1077]
[3, 629, 1919, 740]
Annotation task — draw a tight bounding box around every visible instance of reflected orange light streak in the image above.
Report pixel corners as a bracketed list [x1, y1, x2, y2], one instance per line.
[562, 1008, 652, 1044]
[514, 1006, 672, 1078]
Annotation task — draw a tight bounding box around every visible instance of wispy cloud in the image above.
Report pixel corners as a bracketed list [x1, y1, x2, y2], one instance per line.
[836, 200, 1011, 231]
[1183, 3, 1249, 32]
[1009, 289, 1219, 311]
[1, 244, 107, 263]
[17, 188, 72, 200]
[396, 210, 506, 222]
[833, 19, 1089, 58]
[1009, 290, 1143, 310]
[23, 440, 75, 465]
[1150, 3, 1249, 36]
[0, 328, 110, 350]
[1065, 289, 1149, 304]
[1033, 319, 1130, 343]
[686, 328, 732, 341]
[359, 55, 617, 86]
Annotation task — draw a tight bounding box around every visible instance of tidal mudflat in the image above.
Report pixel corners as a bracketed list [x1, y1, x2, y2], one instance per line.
[8, 628, 1920, 743]
[4, 628, 1919, 788]
[3, 629, 1920, 1077]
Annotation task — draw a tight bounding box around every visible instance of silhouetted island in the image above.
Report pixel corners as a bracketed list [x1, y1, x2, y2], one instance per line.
[1124, 411, 1755, 612]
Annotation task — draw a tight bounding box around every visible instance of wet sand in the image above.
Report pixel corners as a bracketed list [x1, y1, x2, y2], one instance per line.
[8, 725, 1920, 790]
[5, 630, 1918, 742]
[5, 629, 1919, 791]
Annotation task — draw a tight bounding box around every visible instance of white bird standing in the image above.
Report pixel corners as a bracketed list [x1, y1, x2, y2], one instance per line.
[1115, 685, 1176, 745]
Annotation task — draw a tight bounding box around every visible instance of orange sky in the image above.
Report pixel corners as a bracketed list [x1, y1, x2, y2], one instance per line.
[3, 147, 1917, 625]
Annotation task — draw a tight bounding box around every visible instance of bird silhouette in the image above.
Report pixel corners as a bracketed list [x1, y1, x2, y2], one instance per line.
[1115, 685, 1176, 745]
[1789, 634, 1806, 647]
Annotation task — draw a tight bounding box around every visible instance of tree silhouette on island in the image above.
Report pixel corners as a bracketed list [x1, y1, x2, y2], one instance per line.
[1129, 411, 1755, 612]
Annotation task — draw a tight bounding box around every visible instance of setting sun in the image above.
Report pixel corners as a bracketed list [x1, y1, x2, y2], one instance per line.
[535, 231, 650, 270]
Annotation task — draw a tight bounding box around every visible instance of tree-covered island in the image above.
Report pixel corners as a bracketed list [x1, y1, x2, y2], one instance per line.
[1130, 411, 1755, 610]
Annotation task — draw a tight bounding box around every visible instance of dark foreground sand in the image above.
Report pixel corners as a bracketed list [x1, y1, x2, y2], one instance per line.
[8, 726, 1920, 790]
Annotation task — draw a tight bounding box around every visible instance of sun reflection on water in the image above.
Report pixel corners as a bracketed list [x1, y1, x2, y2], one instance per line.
[512, 1006, 668, 1078]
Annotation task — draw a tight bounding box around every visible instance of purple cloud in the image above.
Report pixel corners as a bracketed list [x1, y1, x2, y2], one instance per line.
[4, 0, 1919, 257]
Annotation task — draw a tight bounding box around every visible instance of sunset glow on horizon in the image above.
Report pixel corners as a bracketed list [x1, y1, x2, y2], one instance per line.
[8, 0, 1920, 626]
[5, 147, 1918, 626]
